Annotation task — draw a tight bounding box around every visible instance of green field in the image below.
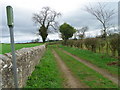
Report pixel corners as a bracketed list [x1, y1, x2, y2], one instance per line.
[59, 45, 118, 75]
[0, 43, 43, 54]
[1, 43, 118, 88]
[25, 46, 64, 88]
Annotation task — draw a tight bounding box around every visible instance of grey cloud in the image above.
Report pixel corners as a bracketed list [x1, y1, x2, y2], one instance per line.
[62, 2, 118, 30]
[63, 11, 99, 29]
[1, 2, 118, 43]
[1, 6, 38, 41]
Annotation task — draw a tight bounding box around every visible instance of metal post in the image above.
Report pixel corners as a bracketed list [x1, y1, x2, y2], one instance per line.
[6, 6, 18, 88]
[118, 1, 120, 88]
[9, 26, 18, 88]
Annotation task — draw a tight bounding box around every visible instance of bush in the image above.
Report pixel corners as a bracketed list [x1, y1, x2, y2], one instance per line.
[109, 35, 118, 56]
[63, 40, 84, 48]
[84, 38, 98, 52]
[97, 38, 105, 53]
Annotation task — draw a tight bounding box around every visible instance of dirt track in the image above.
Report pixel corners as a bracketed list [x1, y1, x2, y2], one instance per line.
[60, 48, 119, 85]
[52, 50, 89, 88]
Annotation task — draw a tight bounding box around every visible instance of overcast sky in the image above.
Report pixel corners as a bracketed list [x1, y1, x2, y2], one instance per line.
[0, 0, 119, 43]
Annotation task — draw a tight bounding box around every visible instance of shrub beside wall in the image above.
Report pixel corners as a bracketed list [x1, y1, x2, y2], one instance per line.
[0, 45, 46, 88]
[61, 36, 119, 58]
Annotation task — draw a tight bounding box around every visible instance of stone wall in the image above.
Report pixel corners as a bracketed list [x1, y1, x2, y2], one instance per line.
[0, 45, 46, 88]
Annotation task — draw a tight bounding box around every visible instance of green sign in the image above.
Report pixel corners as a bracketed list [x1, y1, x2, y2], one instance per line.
[6, 6, 14, 26]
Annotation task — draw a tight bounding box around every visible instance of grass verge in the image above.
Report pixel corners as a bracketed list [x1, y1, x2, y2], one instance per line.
[54, 46, 117, 88]
[59, 45, 118, 75]
[24, 46, 63, 88]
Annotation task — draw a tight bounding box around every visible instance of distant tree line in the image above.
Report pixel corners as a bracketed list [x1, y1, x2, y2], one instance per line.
[32, 3, 119, 59]
[62, 33, 119, 58]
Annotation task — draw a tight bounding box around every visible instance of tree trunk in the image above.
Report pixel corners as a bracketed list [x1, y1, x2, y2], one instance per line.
[91, 45, 94, 52]
[80, 44, 83, 48]
[99, 46, 101, 53]
[106, 40, 109, 55]
[42, 37, 46, 43]
[112, 50, 115, 57]
[39, 25, 48, 43]
[94, 46, 96, 53]
[41, 33, 48, 43]
[64, 39, 67, 45]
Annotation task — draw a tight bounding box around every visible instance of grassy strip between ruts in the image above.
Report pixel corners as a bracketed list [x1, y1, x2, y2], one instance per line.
[54, 46, 117, 88]
[59, 45, 118, 75]
[24, 46, 63, 88]
[0, 43, 43, 54]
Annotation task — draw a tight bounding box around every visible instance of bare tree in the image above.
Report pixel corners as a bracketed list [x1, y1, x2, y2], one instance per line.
[77, 26, 88, 48]
[85, 3, 115, 39]
[77, 26, 88, 39]
[33, 7, 61, 42]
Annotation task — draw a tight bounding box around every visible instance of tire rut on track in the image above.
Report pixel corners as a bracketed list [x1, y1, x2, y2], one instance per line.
[59, 48, 118, 85]
[52, 50, 89, 88]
